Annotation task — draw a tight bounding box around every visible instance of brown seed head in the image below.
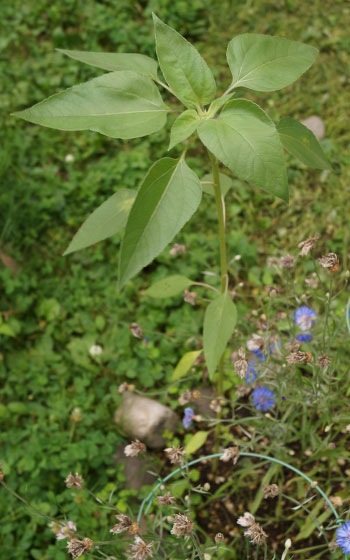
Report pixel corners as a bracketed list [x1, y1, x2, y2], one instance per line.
[171, 513, 194, 537]
[286, 339, 302, 352]
[286, 351, 312, 364]
[184, 289, 197, 306]
[220, 446, 240, 465]
[245, 523, 268, 545]
[246, 334, 264, 351]
[298, 235, 319, 256]
[317, 352, 331, 369]
[178, 390, 192, 405]
[234, 347, 248, 379]
[164, 446, 185, 466]
[169, 243, 186, 256]
[262, 484, 279, 499]
[124, 440, 146, 457]
[237, 512, 255, 527]
[319, 252, 339, 271]
[280, 255, 295, 268]
[65, 473, 83, 490]
[67, 538, 93, 559]
[110, 514, 138, 535]
[128, 536, 154, 560]
[129, 323, 143, 339]
[156, 492, 176, 506]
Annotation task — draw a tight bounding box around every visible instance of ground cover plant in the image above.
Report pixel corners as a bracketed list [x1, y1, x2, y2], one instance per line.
[1, 1, 349, 559]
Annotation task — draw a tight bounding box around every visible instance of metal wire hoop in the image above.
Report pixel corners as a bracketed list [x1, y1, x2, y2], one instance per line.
[137, 451, 346, 557]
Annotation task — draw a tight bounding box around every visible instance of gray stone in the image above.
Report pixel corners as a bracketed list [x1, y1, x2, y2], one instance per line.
[114, 391, 179, 449]
[113, 445, 157, 491]
[300, 115, 325, 140]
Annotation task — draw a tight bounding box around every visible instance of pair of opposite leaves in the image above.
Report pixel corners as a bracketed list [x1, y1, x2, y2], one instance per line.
[13, 14, 331, 290]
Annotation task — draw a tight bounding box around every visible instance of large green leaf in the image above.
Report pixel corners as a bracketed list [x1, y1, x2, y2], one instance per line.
[63, 189, 136, 256]
[227, 34, 318, 92]
[13, 71, 168, 139]
[198, 99, 288, 201]
[146, 275, 193, 298]
[169, 110, 199, 150]
[277, 117, 331, 169]
[57, 49, 158, 78]
[203, 292, 237, 379]
[185, 431, 209, 454]
[119, 158, 202, 287]
[172, 350, 202, 381]
[153, 13, 216, 109]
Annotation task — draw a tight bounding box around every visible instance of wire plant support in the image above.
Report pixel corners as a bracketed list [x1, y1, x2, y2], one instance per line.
[137, 452, 347, 558]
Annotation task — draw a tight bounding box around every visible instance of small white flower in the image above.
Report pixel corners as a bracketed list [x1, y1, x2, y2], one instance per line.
[65, 154, 75, 163]
[89, 345, 103, 357]
[237, 512, 255, 527]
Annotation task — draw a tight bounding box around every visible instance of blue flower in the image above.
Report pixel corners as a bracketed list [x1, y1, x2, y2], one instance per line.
[296, 333, 312, 342]
[294, 306, 317, 331]
[252, 387, 275, 411]
[245, 361, 258, 383]
[252, 348, 265, 362]
[336, 521, 350, 554]
[182, 407, 194, 429]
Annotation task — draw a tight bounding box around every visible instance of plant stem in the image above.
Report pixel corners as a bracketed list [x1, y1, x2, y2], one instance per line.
[208, 150, 228, 456]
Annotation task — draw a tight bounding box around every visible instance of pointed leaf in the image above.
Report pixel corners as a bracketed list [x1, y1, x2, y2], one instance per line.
[119, 158, 202, 287]
[169, 110, 199, 150]
[201, 173, 233, 197]
[277, 117, 331, 169]
[172, 350, 202, 381]
[153, 13, 216, 109]
[198, 99, 289, 201]
[13, 71, 168, 139]
[203, 292, 237, 379]
[208, 93, 234, 116]
[57, 49, 158, 78]
[64, 189, 136, 255]
[227, 34, 318, 91]
[146, 275, 193, 298]
[185, 431, 209, 455]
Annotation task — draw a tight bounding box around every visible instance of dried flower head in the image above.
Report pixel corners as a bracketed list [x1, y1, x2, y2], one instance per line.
[286, 339, 302, 352]
[184, 289, 197, 306]
[124, 440, 146, 457]
[164, 446, 185, 465]
[235, 384, 252, 398]
[262, 484, 279, 499]
[67, 537, 94, 559]
[317, 352, 331, 369]
[70, 407, 83, 423]
[209, 398, 223, 413]
[129, 536, 154, 560]
[330, 496, 343, 508]
[265, 285, 280, 296]
[129, 323, 143, 339]
[178, 390, 192, 405]
[246, 334, 264, 351]
[286, 351, 312, 364]
[65, 473, 83, 489]
[298, 234, 319, 256]
[245, 523, 268, 545]
[110, 514, 139, 535]
[171, 513, 194, 537]
[220, 446, 240, 465]
[234, 347, 248, 379]
[169, 243, 186, 256]
[156, 492, 176, 506]
[118, 382, 134, 393]
[280, 255, 295, 268]
[305, 274, 318, 289]
[56, 521, 77, 541]
[237, 512, 255, 527]
[319, 252, 339, 271]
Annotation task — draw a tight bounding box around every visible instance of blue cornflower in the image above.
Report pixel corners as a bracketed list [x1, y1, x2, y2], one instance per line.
[336, 521, 350, 554]
[245, 361, 258, 383]
[182, 407, 194, 429]
[252, 348, 265, 362]
[252, 387, 275, 412]
[294, 306, 317, 331]
[296, 333, 312, 342]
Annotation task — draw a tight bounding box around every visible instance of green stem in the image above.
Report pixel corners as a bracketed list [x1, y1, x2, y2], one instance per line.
[208, 150, 228, 456]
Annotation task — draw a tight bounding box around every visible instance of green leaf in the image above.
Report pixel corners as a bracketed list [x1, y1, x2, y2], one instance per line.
[57, 49, 158, 78]
[119, 158, 202, 287]
[203, 292, 237, 379]
[201, 172, 233, 197]
[13, 71, 168, 139]
[172, 350, 202, 381]
[153, 13, 216, 109]
[277, 117, 331, 170]
[64, 189, 136, 255]
[169, 110, 199, 150]
[146, 275, 193, 298]
[227, 34, 318, 92]
[185, 431, 209, 455]
[198, 99, 289, 202]
[208, 93, 234, 116]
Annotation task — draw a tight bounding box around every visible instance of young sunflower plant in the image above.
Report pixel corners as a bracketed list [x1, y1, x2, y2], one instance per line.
[13, 14, 330, 405]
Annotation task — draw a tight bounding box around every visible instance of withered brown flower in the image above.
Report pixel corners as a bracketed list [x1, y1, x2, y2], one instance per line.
[286, 351, 312, 364]
[67, 538, 93, 559]
[128, 536, 154, 560]
[317, 352, 331, 369]
[164, 446, 185, 466]
[220, 446, 240, 465]
[298, 235, 319, 256]
[234, 347, 248, 379]
[124, 440, 146, 457]
[129, 323, 143, 339]
[171, 513, 194, 537]
[318, 253, 339, 271]
[262, 484, 279, 499]
[110, 514, 139, 535]
[184, 289, 197, 306]
[156, 492, 176, 506]
[280, 255, 295, 268]
[65, 473, 83, 490]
